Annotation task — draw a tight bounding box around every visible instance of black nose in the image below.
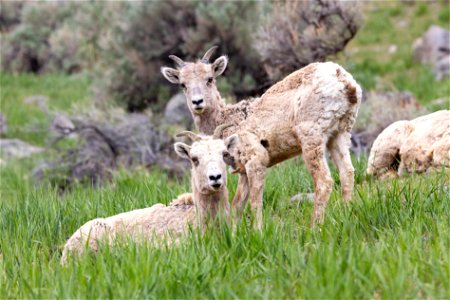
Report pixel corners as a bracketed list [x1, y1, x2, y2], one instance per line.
[209, 174, 221, 181]
[192, 99, 204, 106]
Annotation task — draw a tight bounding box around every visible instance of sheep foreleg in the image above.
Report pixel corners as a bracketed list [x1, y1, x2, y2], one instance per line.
[246, 161, 267, 230]
[231, 174, 250, 228]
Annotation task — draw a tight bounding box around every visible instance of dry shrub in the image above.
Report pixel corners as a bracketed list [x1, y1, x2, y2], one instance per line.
[2, 1, 362, 112]
[0, 1, 25, 32]
[1, 2, 77, 73]
[99, 1, 268, 111]
[48, 24, 83, 73]
[98, 1, 197, 112]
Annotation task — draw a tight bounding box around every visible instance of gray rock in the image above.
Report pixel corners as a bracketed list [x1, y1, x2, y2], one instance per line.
[23, 95, 49, 113]
[290, 193, 314, 204]
[0, 113, 7, 135]
[0, 139, 44, 159]
[164, 93, 193, 129]
[50, 115, 76, 136]
[413, 25, 450, 80]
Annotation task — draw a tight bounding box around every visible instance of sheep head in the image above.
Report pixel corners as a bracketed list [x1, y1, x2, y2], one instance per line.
[161, 45, 228, 116]
[174, 129, 231, 195]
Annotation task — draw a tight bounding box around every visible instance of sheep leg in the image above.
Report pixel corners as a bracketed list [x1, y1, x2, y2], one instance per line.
[327, 132, 354, 202]
[246, 161, 267, 230]
[231, 174, 250, 226]
[295, 126, 333, 226]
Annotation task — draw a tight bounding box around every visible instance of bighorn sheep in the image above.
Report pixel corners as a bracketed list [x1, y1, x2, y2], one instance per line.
[161, 46, 258, 135]
[61, 126, 231, 264]
[162, 47, 362, 228]
[367, 110, 450, 178]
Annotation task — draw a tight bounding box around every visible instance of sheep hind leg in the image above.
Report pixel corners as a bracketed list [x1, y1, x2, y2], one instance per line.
[295, 127, 333, 226]
[327, 131, 354, 202]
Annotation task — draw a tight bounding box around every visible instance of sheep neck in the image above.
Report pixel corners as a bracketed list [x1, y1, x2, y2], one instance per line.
[192, 187, 229, 224]
[194, 90, 226, 135]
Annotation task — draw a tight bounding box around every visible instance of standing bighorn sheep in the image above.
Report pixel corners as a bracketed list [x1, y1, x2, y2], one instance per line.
[162, 47, 362, 228]
[367, 110, 450, 178]
[161, 46, 258, 135]
[61, 126, 230, 264]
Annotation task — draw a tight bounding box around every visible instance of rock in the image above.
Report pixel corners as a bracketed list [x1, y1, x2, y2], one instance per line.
[164, 93, 193, 129]
[34, 109, 189, 190]
[0, 113, 7, 135]
[413, 25, 450, 80]
[388, 45, 397, 54]
[23, 95, 49, 113]
[0, 139, 44, 159]
[429, 98, 450, 109]
[290, 193, 314, 204]
[50, 115, 76, 136]
[396, 20, 408, 28]
[351, 91, 427, 156]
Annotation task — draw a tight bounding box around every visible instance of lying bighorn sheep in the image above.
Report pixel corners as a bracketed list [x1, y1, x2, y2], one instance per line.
[367, 110, 450, 178]
[162, 47, 362, 228]
[61, 125, 231, 264]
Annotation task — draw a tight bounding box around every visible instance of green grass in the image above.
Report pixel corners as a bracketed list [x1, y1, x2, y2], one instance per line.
[336, 1, 450, 108]
[1, 1, 449, 298]
[1, 156, 449, 298]
[0, 72, 90, 145]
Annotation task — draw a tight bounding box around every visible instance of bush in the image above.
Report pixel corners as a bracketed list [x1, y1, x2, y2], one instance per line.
[1, 1, 362, 112]
[100, 0, 362, 111]
[1, 2, 77, 73]
[97, 1, 269, 111]
[0, 1, 24, 32]
[96, 1, 197, 112]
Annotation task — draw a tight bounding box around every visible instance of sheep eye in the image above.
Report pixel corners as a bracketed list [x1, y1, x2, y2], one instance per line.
[222, 151, 230, 159]
[206, 77, 213, 86]
[180, 83, 186, 90]
[191, 157, 199, 166]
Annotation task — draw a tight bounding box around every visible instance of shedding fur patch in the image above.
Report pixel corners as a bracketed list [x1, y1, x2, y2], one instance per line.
[336, 68, 358, 105]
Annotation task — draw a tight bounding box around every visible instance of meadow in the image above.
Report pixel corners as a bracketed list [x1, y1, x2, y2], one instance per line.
[1, 154, 449, 298]
[1, 1, 449, 298]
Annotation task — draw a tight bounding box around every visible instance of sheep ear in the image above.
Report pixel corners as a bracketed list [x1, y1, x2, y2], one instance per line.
[161, 67, 180, 84]
[211, 56, 228, 77]
[174, 142, 191, 160]
[225, 134, 238, 152]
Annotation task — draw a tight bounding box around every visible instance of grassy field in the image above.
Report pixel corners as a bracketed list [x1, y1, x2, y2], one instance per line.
[336, 1, 449, 108]
[1, 1, 449, 299]
[0, 72, 90, 146]
[1, 157, 449, 298]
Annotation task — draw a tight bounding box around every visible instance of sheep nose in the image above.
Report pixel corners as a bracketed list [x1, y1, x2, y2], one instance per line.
[209, 174, 221, 181]
[192, 99, 204, 106]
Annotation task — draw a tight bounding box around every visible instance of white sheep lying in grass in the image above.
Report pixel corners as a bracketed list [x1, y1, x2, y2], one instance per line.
[61, 126, 231, 264]
[367, 110, 450, 178]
